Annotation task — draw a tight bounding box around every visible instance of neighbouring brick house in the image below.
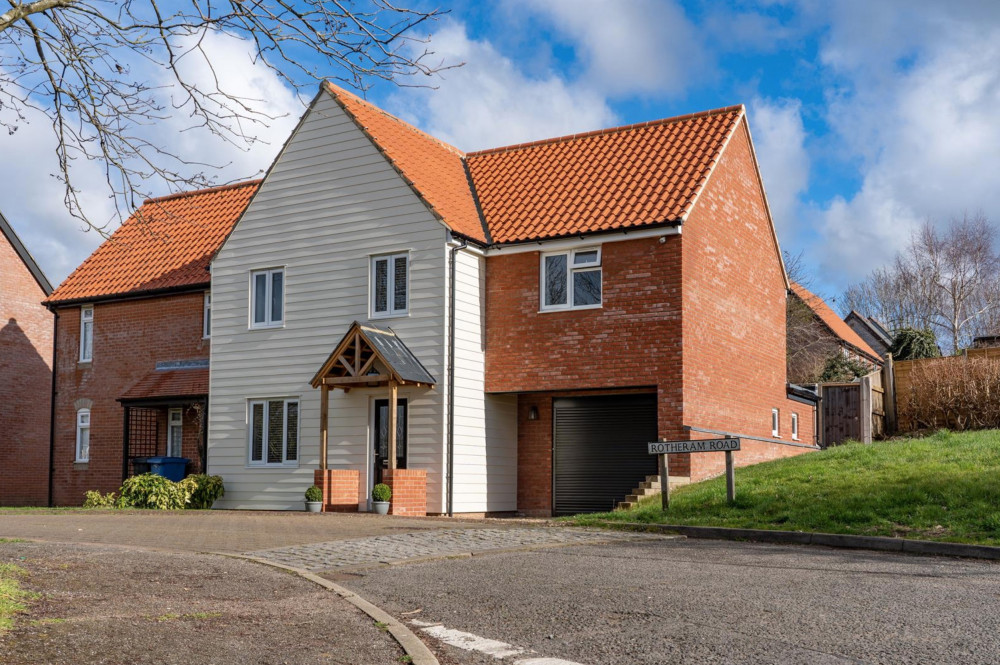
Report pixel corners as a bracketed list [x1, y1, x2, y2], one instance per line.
[205, 83, 819, 516]
[0, 210, 53, 506]
[43, 182, 258, 505]
[788, 282, 883, 384]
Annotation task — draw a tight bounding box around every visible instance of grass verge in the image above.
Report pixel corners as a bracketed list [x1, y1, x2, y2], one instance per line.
[0, 563, 36, 633]
[568, 429, 1000, 545]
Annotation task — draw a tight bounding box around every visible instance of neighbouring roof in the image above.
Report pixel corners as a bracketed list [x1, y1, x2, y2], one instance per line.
[46, 181, 260, 305]
[0, 208, 52, 295]
[845, 310, 893, 349]
[310, 320, 436, 388]
[787, 383, 821, 403]
[791, 283, 881, 362]
[324, 83, 744, 245]
[119, 367, 209, 402]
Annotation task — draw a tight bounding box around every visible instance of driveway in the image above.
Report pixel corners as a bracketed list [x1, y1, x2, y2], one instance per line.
[338, 537, 1000, 665]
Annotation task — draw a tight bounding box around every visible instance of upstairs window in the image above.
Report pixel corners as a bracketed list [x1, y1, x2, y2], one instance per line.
[203, 291, 211, 338]
[371, 253, 409, 318]
[250, 268, 284, 328]
[248, 399, 299, 466]
[541, 247, 602, 311]
[76, 409, 91, 462]
[79, 306, 94, 362]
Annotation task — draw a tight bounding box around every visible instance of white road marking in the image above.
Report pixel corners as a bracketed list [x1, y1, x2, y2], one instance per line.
[409, 620, 586, 664]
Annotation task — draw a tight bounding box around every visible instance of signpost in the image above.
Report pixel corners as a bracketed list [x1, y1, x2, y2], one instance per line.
[650, 437, 741, 509]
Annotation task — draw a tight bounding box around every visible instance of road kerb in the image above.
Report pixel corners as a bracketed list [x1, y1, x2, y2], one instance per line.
[216, 553, 439, 665]
[593, 522, 1000, 560]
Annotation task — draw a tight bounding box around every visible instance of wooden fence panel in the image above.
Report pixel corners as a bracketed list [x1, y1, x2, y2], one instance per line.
[822, 384, 862, 446]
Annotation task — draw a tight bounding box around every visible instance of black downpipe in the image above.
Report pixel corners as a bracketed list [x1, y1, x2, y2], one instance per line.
[46, 308, 58, 507]
[447, 238, 468, 517]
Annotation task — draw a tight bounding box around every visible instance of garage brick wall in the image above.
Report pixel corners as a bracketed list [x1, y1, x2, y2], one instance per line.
[681, 119, 814, 481]
[52, 292, 209, 505]
[0, 236, 53, 506]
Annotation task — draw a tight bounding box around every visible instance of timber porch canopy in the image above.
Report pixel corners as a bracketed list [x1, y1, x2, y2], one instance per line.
[309, 321, 436, 471]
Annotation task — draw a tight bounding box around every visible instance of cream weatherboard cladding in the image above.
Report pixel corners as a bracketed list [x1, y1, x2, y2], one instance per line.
[209, 90, 518, 513]
[208, 92, 450, 511]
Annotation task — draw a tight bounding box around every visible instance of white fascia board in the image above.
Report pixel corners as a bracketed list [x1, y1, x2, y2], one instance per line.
[481, 225, 681, 256]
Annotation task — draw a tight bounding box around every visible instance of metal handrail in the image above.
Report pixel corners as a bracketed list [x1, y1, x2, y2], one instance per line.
[683, 425, 820, 450]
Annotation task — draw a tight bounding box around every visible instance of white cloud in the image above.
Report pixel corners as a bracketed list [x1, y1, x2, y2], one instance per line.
[747, 98, 809, 236]
[810, 4, 1000, 289]
[521, 0, 708, 98]
[387, 21, 616, 150]
[0, 31, 301, 286]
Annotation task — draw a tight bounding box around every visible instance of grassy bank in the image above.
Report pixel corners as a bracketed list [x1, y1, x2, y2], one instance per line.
[569, 429, 1000, 545]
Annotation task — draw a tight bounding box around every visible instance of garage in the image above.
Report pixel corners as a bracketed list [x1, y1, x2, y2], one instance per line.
[552, 393, 659, 515]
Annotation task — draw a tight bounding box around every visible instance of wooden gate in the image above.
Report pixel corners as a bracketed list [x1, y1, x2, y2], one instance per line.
[821, 383, 861, 446]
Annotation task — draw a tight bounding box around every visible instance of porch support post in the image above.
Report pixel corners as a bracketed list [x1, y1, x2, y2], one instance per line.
[121, 406, 131, 482]
[319, 384, 330, 471]
[388, 380, 398, 471]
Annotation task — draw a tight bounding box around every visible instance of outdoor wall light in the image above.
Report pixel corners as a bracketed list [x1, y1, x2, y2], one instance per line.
[528, 406, 539, 421]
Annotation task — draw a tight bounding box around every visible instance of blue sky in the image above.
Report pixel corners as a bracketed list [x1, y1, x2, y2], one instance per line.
[5, 0, 1000, 310]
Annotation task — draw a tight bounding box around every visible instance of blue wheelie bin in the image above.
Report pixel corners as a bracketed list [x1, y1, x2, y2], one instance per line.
[147, 457, 190, 482]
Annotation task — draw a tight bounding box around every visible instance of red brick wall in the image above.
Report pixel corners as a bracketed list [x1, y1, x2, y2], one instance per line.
[314, 468, 360, 512]
[0, 235, 53, 506]
[51, 291, 209, 505]
[681, 119, 815, 481]
[383, 468, 427, 516]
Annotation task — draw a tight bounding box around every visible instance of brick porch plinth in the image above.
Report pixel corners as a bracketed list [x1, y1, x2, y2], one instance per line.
[383, 469, 427, 516]
[314, 469, 359, 512]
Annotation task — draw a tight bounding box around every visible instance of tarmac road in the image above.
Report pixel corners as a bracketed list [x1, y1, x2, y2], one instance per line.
[339, 537, 1000, 665]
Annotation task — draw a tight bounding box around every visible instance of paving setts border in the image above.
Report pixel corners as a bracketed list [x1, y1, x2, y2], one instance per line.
[245, 527, 660, 572]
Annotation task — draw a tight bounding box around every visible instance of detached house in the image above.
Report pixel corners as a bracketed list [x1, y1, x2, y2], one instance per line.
[0, 210, 53, 506]
[206, 83, 818, 516]
[44, 183, 257, 504]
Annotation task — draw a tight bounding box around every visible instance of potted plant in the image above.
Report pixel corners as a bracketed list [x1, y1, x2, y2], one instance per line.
[304, 485, 323, 512]
[371, 483, 391, 515]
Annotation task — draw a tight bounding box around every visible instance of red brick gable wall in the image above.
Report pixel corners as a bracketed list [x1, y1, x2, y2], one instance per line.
[681, 119, 815, 479]
[0, 237, 53, 506]
[52, 292, 208, 505]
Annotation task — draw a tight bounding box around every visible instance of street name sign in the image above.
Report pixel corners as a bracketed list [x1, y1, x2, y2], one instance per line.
[648, 438, 741, 455]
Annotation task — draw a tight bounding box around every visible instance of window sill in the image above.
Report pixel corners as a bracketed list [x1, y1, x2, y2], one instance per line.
[246, 464, 300, 470]
[249, 323, 284, 331]
[78, 360, 92, 367]
[538, 304, 603, 314]
[370, 312, 409, 321]
[73, 461, 89, 469]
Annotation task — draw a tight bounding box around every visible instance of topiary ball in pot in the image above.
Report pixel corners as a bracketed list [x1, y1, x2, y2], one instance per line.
[371, 483, 391, 515]
[304, 484, 323, 512]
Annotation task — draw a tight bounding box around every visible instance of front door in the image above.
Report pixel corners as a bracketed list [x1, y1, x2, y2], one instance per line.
[373, 398, 407, 486]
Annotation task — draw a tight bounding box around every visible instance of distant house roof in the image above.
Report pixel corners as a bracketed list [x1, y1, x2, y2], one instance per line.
[0, 208, 52, 295]
[323, 82, 744, 245]
[45, 180, 260, 305]
[790, 283, 881, 363]
[844, 310, 893, 350]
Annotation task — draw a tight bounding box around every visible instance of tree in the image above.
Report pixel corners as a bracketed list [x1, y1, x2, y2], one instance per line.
[819, 353, 870, 382]
[1, 0, 452, 231]
[890, 328, 940, 361]
[842, 214, 1000, 354]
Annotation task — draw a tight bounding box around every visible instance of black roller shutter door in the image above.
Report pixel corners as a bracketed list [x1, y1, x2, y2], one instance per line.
[553, 393, 658, 515]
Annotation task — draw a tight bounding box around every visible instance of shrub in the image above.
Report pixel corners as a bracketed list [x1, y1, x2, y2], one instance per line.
[304, 485, 323, 502]
[819, 353, 870, 382]
[371, 483, 391, 502]
[116, 473, 195, 510]
[83, 490, 116, 508]
[187, 474, 225, 509]
[897, 356, 1000, 431]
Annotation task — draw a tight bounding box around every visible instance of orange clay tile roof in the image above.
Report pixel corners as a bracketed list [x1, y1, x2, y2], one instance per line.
[790, 282, 882, 362]
[466, 107, 744, 243]
[119, 368, 209, 401]
[324, 83, 488, 243]
[323, 83, 743, 245]
[46, 181, 260, 304]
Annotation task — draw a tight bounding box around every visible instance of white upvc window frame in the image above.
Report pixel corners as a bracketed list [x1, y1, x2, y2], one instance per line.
[79, 306, 94, 362]
[167, 408, 183, 457]
[791, 412, 800, 441]
[370, 252, 409, 319]
[249, 268, 285, 329]
[203, 291, 211, 338]
[772, 408, 780, 437]
[247, 398, 300, 467]
[540, 246, 603, 312]
[75, 408, 91, 462]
